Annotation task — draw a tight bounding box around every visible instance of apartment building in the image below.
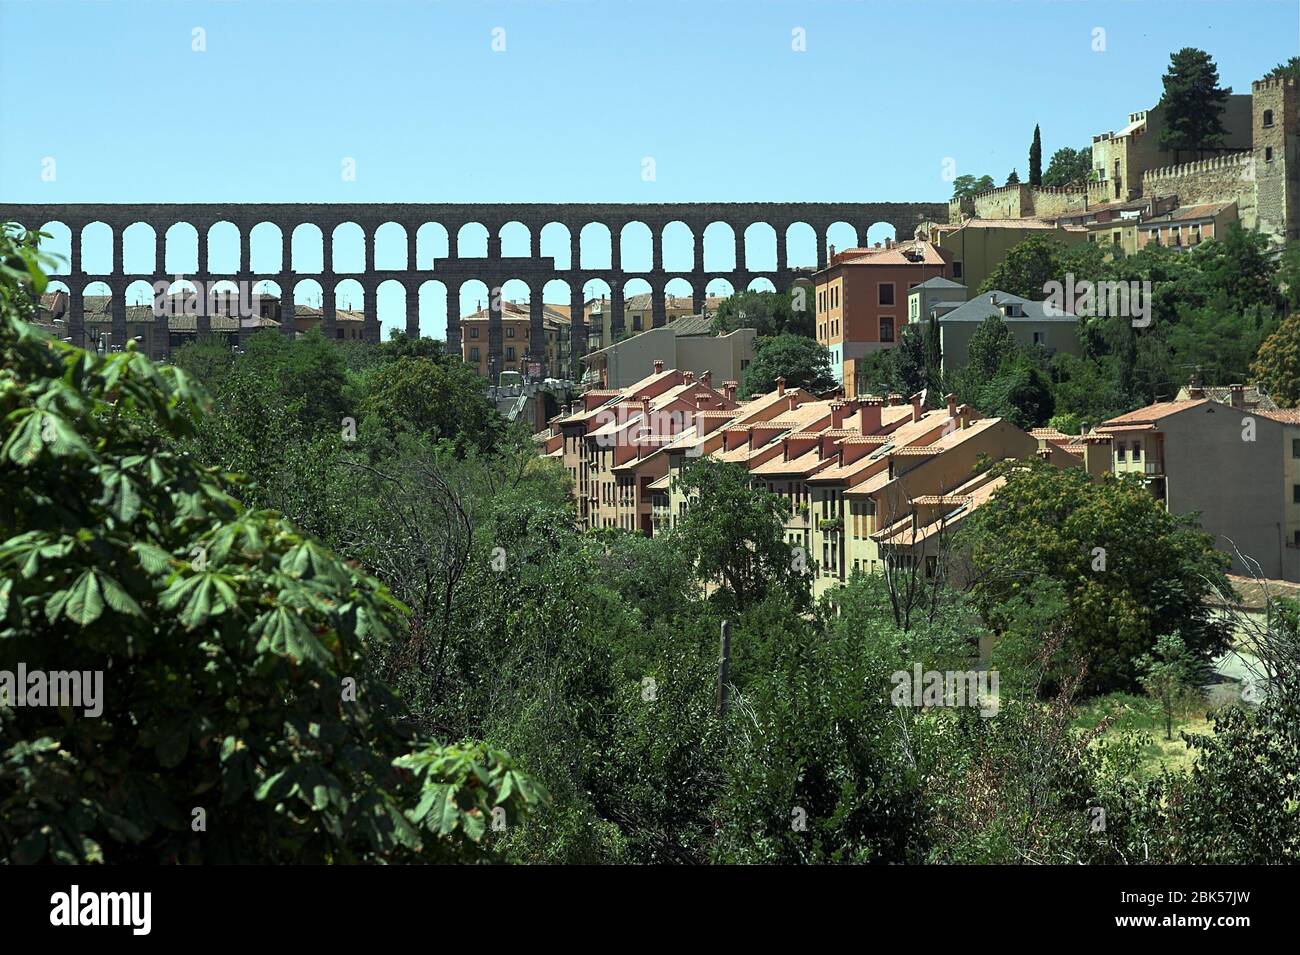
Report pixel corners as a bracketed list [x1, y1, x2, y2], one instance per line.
[460, 299, 571, 378]
[544, 361, 742, 533]
[813, 240, 951, 384]
[1095, 389, 1300, 581]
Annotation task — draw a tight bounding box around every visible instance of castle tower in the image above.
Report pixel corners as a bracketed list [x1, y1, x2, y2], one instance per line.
[1252, 75, 1300, 243]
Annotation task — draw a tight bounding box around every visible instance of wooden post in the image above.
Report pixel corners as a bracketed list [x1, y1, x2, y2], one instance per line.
[716, 619, 732, 717]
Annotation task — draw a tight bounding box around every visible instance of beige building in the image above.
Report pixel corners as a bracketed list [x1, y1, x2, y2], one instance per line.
[460, 299, 570, 378]
[582, 315, 756, 390]
[927, 219, 1087, 295]
[584, 293, 725, 352]
[1089, 98, 1254, 204]
[1096, 391, 1300, 581]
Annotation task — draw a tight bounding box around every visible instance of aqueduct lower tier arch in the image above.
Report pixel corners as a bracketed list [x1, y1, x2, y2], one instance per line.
[2, 201, 947, 373]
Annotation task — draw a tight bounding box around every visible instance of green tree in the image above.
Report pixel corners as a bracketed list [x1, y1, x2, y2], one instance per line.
[977, 233, 1068, 297]
[1005, 168, 1021, 186]
[713, 289, 812, 338]
[1157, 47, 1231, 160]
[961, 461, 1230, 693]
[951, 174, 996, 201]
[1136, 631, 1203, 740]
[1251, 312, 1300, 407]
[1268, 56, 1300, 80]
[0, 225, 541, 864]
[1042, 146, 1093, 188]
[671, 458, 809, 613]
[1028, 125, 1042, 186]
[740, 333, 837, 397]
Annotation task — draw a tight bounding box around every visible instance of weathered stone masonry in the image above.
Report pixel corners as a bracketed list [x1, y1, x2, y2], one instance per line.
[0, 201, 946, 372]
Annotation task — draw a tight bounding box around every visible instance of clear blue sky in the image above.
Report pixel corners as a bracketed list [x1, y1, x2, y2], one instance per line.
[1, 0, 1296, 334]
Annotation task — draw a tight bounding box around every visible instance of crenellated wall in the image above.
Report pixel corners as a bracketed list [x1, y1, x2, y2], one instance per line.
[1142, 152, 1258, 228]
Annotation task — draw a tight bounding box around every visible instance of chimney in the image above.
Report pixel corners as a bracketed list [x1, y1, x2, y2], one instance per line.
[1036, 447, 1053, 462]
[653, 359, 665, 374]
[946, 392, 957, 417]
[723, 379, 738, 402]
[831, 400, 848, 429]
[887, 393, 903, 406]
[787, 394, 799, 411]
[828, 244, 836, 260]
[1187, 370, 1204, 400]
[684, 370, 694, 385]
[1229, 383, 1245, 409]
[777, 376, 786, 396]
[909, 392, 924, 422]
[859, 398, 883, 435]
[700, 369, 712, 387]
[695, 393, 708, 410]
[641, 396, 651, 420]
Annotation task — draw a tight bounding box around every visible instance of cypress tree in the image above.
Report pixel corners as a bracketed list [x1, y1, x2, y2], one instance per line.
[1029, 125, 1043, 186]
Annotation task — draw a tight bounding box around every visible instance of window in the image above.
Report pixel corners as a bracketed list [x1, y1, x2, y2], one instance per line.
[1132, 442, 1141, 459]
[1032, 331, 1045, 345]
[1264, 109, 1274, 127]
[1292, 439, 1300, 459]
[878, 283, 895, 306]
[1117, 445, 1126, 461]
[470, 347, 480, 361]
[507, 327, 516, 338]
[506, 346, 516, 360]
[1266, 147, 1274, 163]
[879, 317, 895, 342]
[1294, 485, 1300, 505]
[470, 326, 480, 338]
[953, 261, 963, 279]
[1113, 231, 1122, 245]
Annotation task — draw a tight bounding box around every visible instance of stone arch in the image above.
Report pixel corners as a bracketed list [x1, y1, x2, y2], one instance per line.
[743, 222, 777, 272]
[620, 221, 653, 272]
[164, 223, 199, 275]
[662, 220, 694, 272]
[499, 221, 530, 258]
[207, 221, 241, 274]
[416, 222, 449, 269]
[540, 222, 571, 270]
[457, 222, 489, 258]
[826, 220, 857, 256]
[866, 221, 897, 247]
[747, 276, 777, 293]
[81, 222, 113, 275]
[124, 278, 155, 307]
[374, 222, 407, 270]
[332, 222, 365, 274]
[622, 277, 653, 333]
[579, 223, 612, 270]
[376, 278, 406, 340]
[249, 222, 283, 274]
[583, 277, 613, 346]
[664, 277, 694, 310]
[291, 224, 324, 274]
[417, 279, 450, 341]
[785, 222, 817, 269]
[38, 221, 72, 275]
[702, 222, 736, 272]
[458, 279, 491, 326]
[705, 277, 735, 301]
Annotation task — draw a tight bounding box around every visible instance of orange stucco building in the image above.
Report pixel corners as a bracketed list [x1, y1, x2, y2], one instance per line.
[813, 240, 951, 387]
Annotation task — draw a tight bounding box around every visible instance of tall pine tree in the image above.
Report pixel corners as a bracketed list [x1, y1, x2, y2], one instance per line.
[1029, 125, 1043, 186]
[1158, 48, 1230, 161]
